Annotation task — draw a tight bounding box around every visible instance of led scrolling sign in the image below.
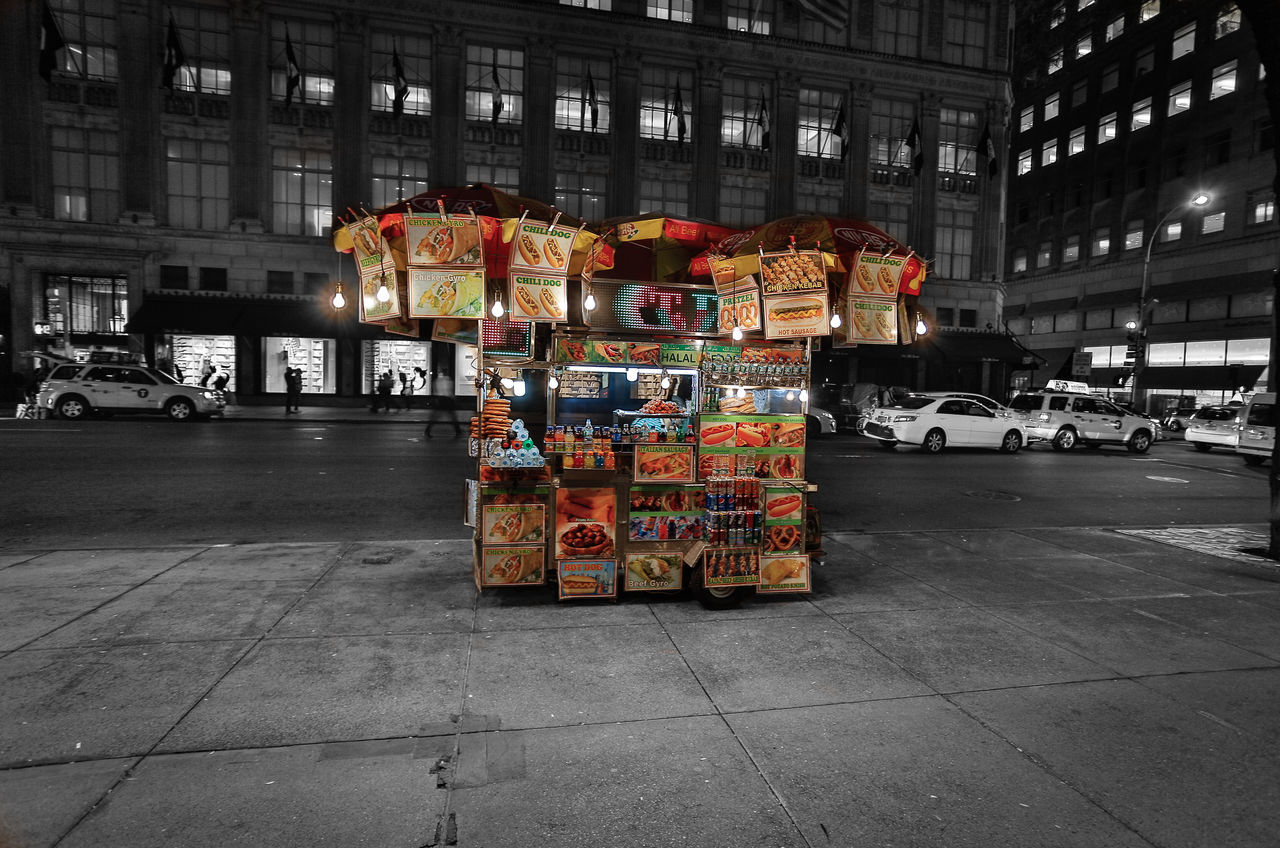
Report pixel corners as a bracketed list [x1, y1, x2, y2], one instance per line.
[590, 281, 719, 337]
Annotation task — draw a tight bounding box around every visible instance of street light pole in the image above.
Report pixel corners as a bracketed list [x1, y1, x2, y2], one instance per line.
[1131, 191, 1211, 411]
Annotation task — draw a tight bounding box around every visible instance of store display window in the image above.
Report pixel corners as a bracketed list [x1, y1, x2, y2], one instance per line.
[166, 334, 237, 391]
[361, 340, 432, 395]
[263, 337, 336, 394]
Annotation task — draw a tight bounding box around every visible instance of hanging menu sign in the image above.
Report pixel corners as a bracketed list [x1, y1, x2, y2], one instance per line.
[406, 213, 486, 319]
[507, 218, 582, 322]
[850, 249, 927, 298]
[716, 278, 762, 335]
[358, 256, 401, 322]
[758, 249, 827, 296]
[762, 293, 829, 339]
[849, 297, 899, 345]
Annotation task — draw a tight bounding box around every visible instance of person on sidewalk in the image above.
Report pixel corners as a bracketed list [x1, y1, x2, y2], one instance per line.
[373, 370, 395, 412]
[284, 366, 303, 414]
[397, 371, 412, 412]
[424, 369, 462, 437]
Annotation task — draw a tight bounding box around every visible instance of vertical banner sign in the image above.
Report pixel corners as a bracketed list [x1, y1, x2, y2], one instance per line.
[716, 277, 762, 335]
[406, 213, 486, 319]
[508, 217, 581, 322]
[350, 216, 401, 322]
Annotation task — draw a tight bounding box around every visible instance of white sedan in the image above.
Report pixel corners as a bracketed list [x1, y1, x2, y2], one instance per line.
[863, 396, 1026, 453]
[1184, 406, 1239, 452]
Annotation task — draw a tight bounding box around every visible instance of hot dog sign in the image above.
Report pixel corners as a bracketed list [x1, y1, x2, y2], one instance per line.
[508, 218, 579, 322]
[849, 297, 899, 345]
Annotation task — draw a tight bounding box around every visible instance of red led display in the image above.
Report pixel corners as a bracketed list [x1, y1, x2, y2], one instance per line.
[589, 280, 719, 337]
[481, 317, 533, 357]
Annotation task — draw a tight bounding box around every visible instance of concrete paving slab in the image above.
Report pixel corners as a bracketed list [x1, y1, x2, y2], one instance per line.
[930, 527, 1085, 560]
[647, 591, 820, 625]
[157, 634, 469, 752]
[463, 624, 714, 729]
[1105, 547, 1280, 593]
[841, 605, 1115, 692]
[808, 561, 971, 614]
[997, 551, 1213, 601]
[664, 615, 931, 712]
[0, 584, 128, 652]
[449, 716, 800, 847]
[984, 599, 1273, 676]
[0, 548, 197, 588]
[1137, 668, 1280, 743]
[323, 539, 468, 581]
[150, 542, 340, 583]
[1230, 589, 1280, 611]
[727, 698, 1154, 848]
[0, 641, 252, 768]
[30, 580, 312, 649]
[1116, 594, 1280, 663]
[953, 678, 1280, 848]
[474, 584, 663, 630]
[0, 757, 137, 848]
[1018, 526, 1186, 557]
[824, 530, 988, 567]
[56, 740, 448, 848]
[0, 552, 39, 570]
[891, 558, 1097, 605]
[278, 574, 475, 636]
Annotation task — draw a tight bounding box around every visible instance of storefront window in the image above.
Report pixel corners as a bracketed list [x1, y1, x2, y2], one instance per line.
[362, 339, 432, 395]
[1147, 342, 1183, 366]
[1227, 338, 1269, 362]
[1184, 340, 1225, 366]
[456, 346, 480, 397]
[170, 334, 236, 390]
[263, 337, 336, 394]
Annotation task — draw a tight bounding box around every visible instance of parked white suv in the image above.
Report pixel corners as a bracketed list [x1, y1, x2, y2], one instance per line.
[37, 363, 225, 421]
[1008, 390, 1155, 453]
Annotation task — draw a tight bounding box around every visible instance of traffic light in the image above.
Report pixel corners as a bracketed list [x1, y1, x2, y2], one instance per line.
[1123, 329, 1146, 366]
[1113, 368, 1133, 386]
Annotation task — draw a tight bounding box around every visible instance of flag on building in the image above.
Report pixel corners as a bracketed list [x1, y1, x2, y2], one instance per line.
[163, 15, 186, 91]
[832, 95, 848, 161]
[491, 58, 504, 124]
[585, 68, 599, 130]
[39, 4, 66, 82]
[392, 47, 409, 116]
[977, 123, 998, 177]
[794, 0, 850, 30]
[284, 30, 301, 107]
[674, 83, 687, 144]
[756, 94, 771, 151]
[905, 118, 922, 175]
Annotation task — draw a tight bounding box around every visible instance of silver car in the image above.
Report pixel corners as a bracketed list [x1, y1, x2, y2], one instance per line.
[37, 363, 225, 421]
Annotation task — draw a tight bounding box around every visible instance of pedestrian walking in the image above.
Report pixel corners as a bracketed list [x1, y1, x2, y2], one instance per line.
[398, 371, 412, 411]
[425, 369, 462, 437]
[373, 370, 395, 412]
[285, 366, 303, 414]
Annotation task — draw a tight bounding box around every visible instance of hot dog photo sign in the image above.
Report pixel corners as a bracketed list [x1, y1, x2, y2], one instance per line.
[849, 297, 899, 345]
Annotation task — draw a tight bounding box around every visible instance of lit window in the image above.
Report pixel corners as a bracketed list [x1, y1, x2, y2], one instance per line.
[1167, 80, 1191, 116]
[1017, 149, 1032, 175]
[466, 46, 524, 124]
[1101, 63, 1119, 92]
[170, 6, 231, 95]
[796, 87, 844, 159]
[943, 1, 988, 66]
[1076, 33, 1092, 58]
[1124, 221, 1143, 250]
[370, 33, 430, 116]
[1217, 4, 1241, 37]
[1171, 22, 1195, 59]
[1048, 48, 1063, 75]
[1140, 0, 1159, 22]
[271, 19, 335, 106]
[726, 0, 774, 34]
[561, 0, 612, 7]
[52, 127, 119, 222]
[934, 208, 976, 279]
[720, 77, 771, 150]
[1044, 92, 1060, 120]
[1091, 228, 1110, 256]
[1210, 61, 1237, 99]
[1041, 139, 1058, 166]
[640, 66, 693, 141]
[1105, 15, 1125, 41]
[1131, 96, 1152, 129]
[1037, 241, 1053, 268]
[1020, 106, 1034, 132]
[1163, 220, 1182, 242]
[869, 99, 915, 167]
[1049, 2, 1064, 28]
[1249, 192, 1275, 224]
[271, 146, 332, 236]
[647, 0, 693, 22]
[1068, 126, 1085, 155]
[555, 56, 611, 133]
[167, 139, 229, 229]
[44, 2, 118, 81]
[1012, 249, 1028, 273]
[1201, 211, 1225, 234]
[937, 108, 978, 175]
[1064, 235, 1080, 263]
[1097, 112, 1117, 144]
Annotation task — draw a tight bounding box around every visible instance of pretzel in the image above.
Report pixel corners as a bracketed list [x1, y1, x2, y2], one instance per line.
[766, 525, 801, 551]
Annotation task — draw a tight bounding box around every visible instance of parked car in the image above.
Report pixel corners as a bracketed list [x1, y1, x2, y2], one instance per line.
[913, 391, 1012, 417]
[863, 396, 1025, 453]
[1184, 406, 1240, 452]
[1236, 392, 1275, 466]
[37, 363, 225, 421]
[1161, 407, 1200, 433]
[806, 405, 838, 436]
[1007, 390, 1155, 453]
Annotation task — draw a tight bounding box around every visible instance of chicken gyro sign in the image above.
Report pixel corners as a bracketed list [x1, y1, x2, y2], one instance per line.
[406, 212, 486, 319]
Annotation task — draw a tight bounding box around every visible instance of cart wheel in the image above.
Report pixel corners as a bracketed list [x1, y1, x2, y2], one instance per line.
[690, 565, 745, 610]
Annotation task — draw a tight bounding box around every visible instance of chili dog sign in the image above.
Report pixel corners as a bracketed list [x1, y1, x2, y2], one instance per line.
[848, 297, 899, 345]
[507, 217, 581, 322]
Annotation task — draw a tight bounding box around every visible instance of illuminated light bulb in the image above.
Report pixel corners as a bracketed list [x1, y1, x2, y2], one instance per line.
[331, 285, 346, 309]
[376, 283, 391, 303]
[694, 339, 704, 347]
[548, 374, 560, 390]
[500, 376, 515, 389]
[737, 386, 747, 399]
[626, 367, 638, 382]
[915, 316, 927, 335]
[799, 389, 809, 403]
[785, 390, 796, 401]
[583, 292, 597, 311]
[491, 297, 505, 318]
[660, 372, 671, 389]
[513, 379, 527, 397]
[830, 313, 842, 329]
[731, 326, 744, 341]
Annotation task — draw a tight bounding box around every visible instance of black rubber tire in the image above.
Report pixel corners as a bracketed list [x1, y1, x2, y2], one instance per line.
[1052, 427, 1077, 451]
[1192, 442, 1212, 452]
[166, 398, 196, 421]
[1243, 455, 1266, 466]
[922, 428, 946, 453]
[56, 395, 89, 421]
[1127, 430, 1153, 454]
[999, 430, 1022, 453]
[690, 564, 745, 610]
[877, 439, 898, 451]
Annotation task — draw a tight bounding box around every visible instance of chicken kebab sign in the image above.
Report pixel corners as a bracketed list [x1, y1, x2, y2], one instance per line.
[406, 211, 487, 320]
[508, 215, 584, 323]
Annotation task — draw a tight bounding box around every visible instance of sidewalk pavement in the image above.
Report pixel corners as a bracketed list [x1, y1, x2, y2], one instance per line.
[221, 395, 475, 426]
[2, 526, 1280, 848]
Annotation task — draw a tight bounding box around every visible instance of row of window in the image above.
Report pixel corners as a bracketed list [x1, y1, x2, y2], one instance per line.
[1013, 293, 1273, 338]
[1011, 194, 1275, 272]
[1043, 1, 1239, 78]
[1083, 337, 1269, 369]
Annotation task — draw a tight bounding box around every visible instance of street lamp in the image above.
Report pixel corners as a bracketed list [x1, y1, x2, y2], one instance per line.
[1132, 191, 1211, 409]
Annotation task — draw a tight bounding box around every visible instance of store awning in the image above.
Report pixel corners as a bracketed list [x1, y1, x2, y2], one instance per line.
[1148, 270, 1273, 302]
[1095, 364, 1267, 390]
[1026, 346, 1078, 382]
[125, 298, 247, 334]
[125, 296, 395, 339]
[929, 332, 1040, 365]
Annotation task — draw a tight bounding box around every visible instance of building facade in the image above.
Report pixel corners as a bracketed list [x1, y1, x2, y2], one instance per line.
[1004, 0, 1277, 414]
[1, 0, 1017, 404]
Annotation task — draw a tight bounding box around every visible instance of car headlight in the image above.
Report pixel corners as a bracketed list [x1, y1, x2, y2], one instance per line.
[200, 391, 217, 400]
